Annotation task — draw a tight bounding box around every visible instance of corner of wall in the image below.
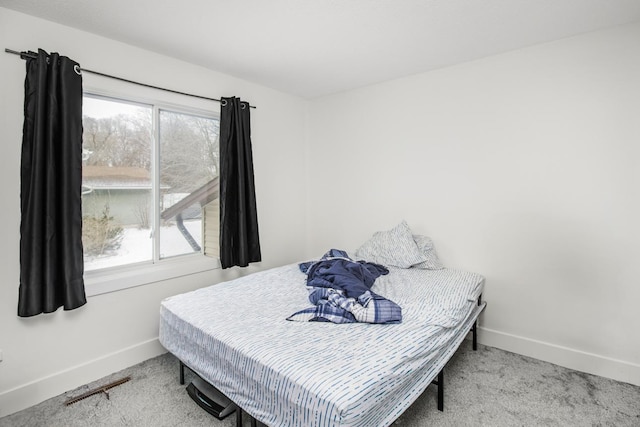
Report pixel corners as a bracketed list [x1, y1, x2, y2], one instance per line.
[302, 100, 314, 258]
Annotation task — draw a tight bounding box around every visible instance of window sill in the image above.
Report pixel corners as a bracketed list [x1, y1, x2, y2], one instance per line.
[84, 255, 220, 297]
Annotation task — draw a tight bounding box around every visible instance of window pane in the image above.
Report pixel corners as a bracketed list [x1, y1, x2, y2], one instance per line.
[159, 110, 219, 259]
[82, 96, 153, 270]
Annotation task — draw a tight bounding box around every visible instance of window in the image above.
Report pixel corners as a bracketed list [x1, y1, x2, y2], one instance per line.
[81, 94, 220, 275]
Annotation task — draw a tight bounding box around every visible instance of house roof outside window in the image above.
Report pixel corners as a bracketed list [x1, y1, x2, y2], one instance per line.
[82, 165, 154, 190]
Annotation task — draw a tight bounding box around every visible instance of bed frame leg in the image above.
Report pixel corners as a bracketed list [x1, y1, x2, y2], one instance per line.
[431, 367, 444, 411]
[472, 294, 482, 351]
[238, 409, 262, 427]
[472, 320, 478, 351]
[437, 369, 444, 411]
[179, 360, 185, 385]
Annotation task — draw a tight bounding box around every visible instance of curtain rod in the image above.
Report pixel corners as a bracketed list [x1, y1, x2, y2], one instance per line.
[5, 48, 256, 109]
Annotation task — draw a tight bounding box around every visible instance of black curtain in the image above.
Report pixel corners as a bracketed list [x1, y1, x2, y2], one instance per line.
[18, 49, 86, 317]
[219, 97, 261, 269]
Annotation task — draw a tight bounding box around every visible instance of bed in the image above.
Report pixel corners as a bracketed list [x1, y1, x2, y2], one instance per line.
[159, 254, 486, 427]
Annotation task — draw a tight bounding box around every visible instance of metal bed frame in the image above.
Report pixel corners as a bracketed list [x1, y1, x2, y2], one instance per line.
[176, 294, 485, 426]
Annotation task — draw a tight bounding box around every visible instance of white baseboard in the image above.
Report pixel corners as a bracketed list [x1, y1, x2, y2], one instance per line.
[478, 326, 640, 386]
[0, 338, 166, 418]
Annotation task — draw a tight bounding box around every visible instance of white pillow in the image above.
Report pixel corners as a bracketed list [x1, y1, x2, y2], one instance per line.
[411, 235, 444, 270]
[355, 221, 427, 268]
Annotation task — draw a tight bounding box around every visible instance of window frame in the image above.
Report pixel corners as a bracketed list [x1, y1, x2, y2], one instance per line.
[82, 89, 221, 297]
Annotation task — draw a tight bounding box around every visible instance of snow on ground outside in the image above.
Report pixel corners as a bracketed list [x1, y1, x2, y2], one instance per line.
[85, 220, 202, 271]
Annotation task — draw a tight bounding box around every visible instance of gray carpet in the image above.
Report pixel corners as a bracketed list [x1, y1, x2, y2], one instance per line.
[2, 344, 639, 426]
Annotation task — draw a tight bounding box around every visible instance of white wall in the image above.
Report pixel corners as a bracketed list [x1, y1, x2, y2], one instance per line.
[307, 22, 640, 386]
[0, 7, 308, 416]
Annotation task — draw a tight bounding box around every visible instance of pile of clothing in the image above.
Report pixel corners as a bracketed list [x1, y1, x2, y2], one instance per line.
[287, 249, 402, 324]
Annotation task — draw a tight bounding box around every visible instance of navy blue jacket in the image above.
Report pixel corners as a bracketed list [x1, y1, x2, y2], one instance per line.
[300, 249, 389, 298]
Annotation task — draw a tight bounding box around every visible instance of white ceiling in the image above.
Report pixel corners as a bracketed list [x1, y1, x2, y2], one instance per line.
[2, 0, 640, 99]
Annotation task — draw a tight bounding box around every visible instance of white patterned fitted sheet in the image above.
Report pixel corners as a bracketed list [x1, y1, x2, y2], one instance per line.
[159, 263, 485, 427]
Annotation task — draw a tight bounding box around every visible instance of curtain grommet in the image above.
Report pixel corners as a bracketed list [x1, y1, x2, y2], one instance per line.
[74, 65, 82, 75]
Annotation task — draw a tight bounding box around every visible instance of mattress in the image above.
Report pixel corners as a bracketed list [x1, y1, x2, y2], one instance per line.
[159, 262, 485, 427]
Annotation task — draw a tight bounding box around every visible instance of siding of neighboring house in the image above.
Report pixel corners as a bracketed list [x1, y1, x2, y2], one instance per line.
[203, 199, 220, 259]
[82, 189, 151, 227]
[82, 165, 154, 227]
